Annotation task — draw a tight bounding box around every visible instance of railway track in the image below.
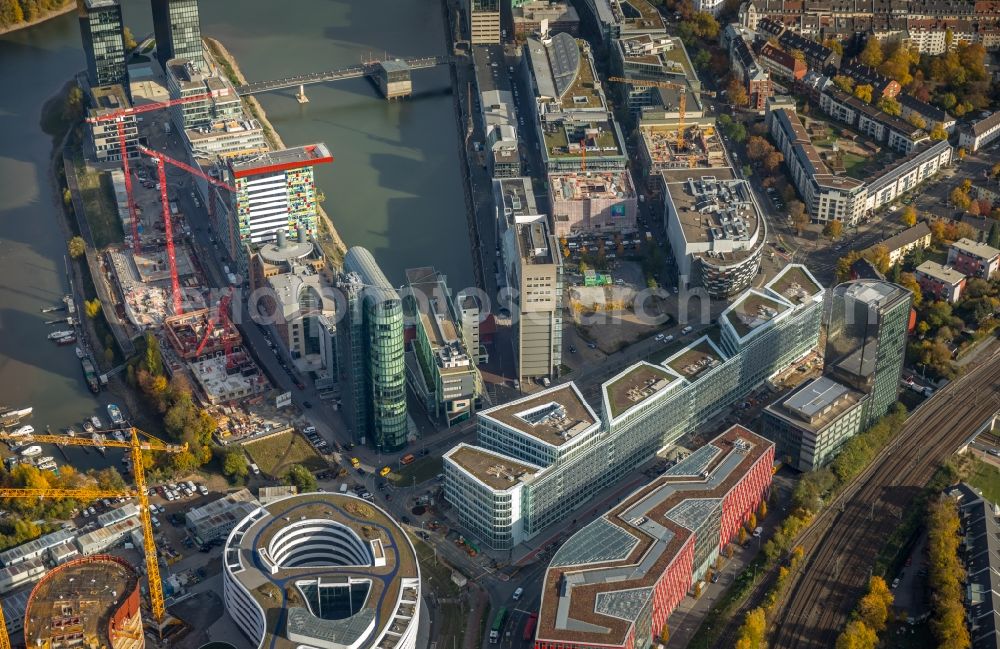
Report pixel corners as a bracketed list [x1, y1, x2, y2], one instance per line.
[711, 352, 1000, 649]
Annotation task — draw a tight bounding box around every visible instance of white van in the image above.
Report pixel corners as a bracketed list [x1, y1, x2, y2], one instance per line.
[681, 325, 694, 335]
[339, 483, 349, 493]
[249, 462, 261, 475]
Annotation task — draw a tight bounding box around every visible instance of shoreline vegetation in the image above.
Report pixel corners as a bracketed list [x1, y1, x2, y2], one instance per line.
[0, 0, 74, 36]
[204, 36, 347, 267]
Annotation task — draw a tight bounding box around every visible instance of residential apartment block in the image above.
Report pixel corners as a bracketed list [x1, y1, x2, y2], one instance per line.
[444, 265, 823, 549]
[959, 111, 1000, 152]
[915, 261, 966, 303]
[948, 238, 1000, 279]
[874, 221, 932, 266]
[818, 87, 928, 154]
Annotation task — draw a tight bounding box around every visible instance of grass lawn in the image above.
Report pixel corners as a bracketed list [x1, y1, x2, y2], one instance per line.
[390, 456, 443, 486]
[967, 457, 1000, 503]
[243, 431, 328, 478]
[842, 152, 867, 177]
[72, 148, 123, 248]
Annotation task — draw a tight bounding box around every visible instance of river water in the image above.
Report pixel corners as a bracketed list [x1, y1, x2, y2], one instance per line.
[0, 0, 472, 451]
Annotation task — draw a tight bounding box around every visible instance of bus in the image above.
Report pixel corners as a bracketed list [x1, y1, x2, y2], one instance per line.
[523, 613, 538, 641]
[489, 607, 507, 643]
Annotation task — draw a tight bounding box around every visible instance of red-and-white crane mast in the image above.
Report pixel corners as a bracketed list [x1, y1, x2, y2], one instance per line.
[136, 144, 234, 316]
[194, 290, 233, 357]
[85, 92, 214, 254]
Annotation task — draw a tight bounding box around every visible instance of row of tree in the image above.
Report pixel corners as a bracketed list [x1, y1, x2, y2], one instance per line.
[127, 333, 217, 474]
[0, 0, 69, 30]
[0, 463, 127, 551]
[834, 577, 894, 649]
[766, 405, 909, 562]
[926, 495, 971, 648]
[857, 36, 991, 118]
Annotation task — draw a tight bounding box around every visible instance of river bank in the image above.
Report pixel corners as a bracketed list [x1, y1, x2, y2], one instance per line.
[0, 0, 74, 36]
[204, 36, 348, 267]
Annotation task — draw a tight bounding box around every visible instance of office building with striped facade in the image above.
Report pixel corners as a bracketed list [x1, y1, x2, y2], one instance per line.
[225, 144, 333, 273]
[534, 427, 773, 649]
[443, 265, 823, 550]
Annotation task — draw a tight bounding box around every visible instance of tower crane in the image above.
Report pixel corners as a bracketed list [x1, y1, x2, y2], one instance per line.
[135, 144, 235, 316]
[606, 77, 716, 150]
[0, 427, 186, 647]
[194, 290, 234, 358]
[85, 92, 215, 254]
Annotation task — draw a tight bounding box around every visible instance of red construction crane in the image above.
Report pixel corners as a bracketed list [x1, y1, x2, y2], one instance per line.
[194, 291, 233, 357]
[136, 143, 235, 193]
[85, 92, 214, 254]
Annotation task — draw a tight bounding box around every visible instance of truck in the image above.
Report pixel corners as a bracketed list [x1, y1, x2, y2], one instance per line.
[489, 607, 507, 643]
[523, 613, 538, 641]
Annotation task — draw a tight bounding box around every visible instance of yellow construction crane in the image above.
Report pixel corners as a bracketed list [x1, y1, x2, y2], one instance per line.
[0, 427, 185, 645]
[607, 76, 716, 150]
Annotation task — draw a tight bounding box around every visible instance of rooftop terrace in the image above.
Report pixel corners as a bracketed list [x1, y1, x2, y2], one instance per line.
[602, 362, 682, 420]
[549, 171, 635, 200]
[664, 337, 725, 381]
[765, 264, 823, 305]
[230, 143, 333, 178]
[722, 290, 791, 339]
[481, 383, 598, 447]
[543, 120, 623, 158]
[446, 444, 541, 490]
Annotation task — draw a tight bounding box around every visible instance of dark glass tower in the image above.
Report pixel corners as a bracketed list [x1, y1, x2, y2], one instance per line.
[78, 0, 127, 87]
[151, 0, 204, 68]
[826, 280, 912, 428]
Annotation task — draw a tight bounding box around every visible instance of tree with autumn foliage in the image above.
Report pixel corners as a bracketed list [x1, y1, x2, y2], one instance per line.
[926, 495, 971, 649]
[735, 607, 767, 649]
[727, 75, 749, 107]
[901, 205, 917, 227]
[853, 84, 874, 104]
[859, 38, 884, 66]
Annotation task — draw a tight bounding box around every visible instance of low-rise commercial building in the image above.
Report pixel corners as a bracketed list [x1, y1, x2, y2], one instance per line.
[548, 170, 637, 237]
[0, 529, 75, 568]
[958, 111, 1000, 152]
[75, 518, 142, 555]
[513, 1, 580, 39]
[496, 177, 564, 383]
[445, 265, 823, 549]
[949, 238, 1000, 279]
[0, 557, 46, 595]
[915, 261, 967, 303]
[405, 267, 481, 426]
[533, 427, 773, 649]
[761, 375, 867, 471]
[97, 503, 139, 528]
[185, 489, 260, 544]
[660, 169, 766, 297]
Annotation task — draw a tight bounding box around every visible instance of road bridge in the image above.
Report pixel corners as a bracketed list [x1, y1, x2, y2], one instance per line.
[235, 55, 459, 100]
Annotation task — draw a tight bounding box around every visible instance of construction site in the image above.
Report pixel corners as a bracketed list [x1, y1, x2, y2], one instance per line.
[162, 304, 269, 406]
[22, 555, 144, 649]
[637, 120, 727, 173]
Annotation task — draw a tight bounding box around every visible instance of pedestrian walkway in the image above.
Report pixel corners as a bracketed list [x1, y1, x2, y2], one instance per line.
[463, 585, 490, 649]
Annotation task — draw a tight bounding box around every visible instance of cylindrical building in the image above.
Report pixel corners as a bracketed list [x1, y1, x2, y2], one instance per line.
[24, 554, 143, 649]
[223, 492, 421, 649]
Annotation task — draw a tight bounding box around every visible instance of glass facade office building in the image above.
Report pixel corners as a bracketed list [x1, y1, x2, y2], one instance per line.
[151, 0, 204, 68]
[825, 280, 912, 428]
[337, 247, 408, 452]
[444, 265, 825, 549]
[78, 0, 127, 87]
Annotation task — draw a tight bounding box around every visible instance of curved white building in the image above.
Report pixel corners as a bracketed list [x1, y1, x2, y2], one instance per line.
[223, 493, 421, 649]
